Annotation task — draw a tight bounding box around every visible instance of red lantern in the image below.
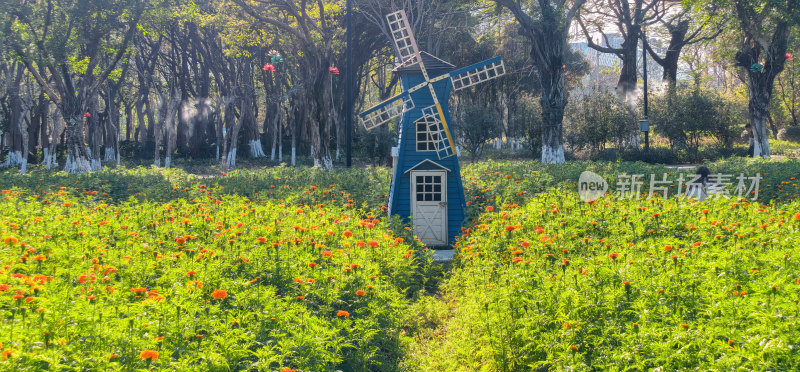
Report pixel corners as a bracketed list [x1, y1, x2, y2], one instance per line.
[786, 53, 793, 62]
[262, 64, 276, 72]
[328, 66, 340, 75]
[84, 112, 91, 118]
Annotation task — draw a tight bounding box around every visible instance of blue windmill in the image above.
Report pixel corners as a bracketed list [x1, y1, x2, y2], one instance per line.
[359, 10, 506, 246]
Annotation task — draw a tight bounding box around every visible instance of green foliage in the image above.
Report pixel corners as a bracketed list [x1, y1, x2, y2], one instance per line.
[565, 92, 638, 152]
[650, 87, 745, 150]
[777, 126, 800, 142]
[0, 166, 429, 371]
[408, 160, 800, 369]
[455, 105, 503, 162]
[0, 161, 799, 369]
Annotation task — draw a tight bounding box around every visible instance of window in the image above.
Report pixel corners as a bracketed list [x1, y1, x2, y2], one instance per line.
[415, 116, 442, 152]
[415, 175, 442, 202]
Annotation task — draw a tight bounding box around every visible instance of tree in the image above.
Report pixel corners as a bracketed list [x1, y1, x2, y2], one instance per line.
[578, 0, 665, 101]
[3, 0, 144, 173]
[231, 0, 343, 170]
[644, 6, 726, 93]
[495, 0, 587, 164]
[722, 0, 798, 157]
[456, 105, 502, 162]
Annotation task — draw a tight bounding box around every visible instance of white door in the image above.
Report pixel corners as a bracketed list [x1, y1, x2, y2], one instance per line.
[411, 171, 448, 246]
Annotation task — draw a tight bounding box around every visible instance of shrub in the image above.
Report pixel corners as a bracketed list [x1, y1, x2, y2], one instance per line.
[777, 126, 800, 142]
[454, 105, 503, 162]
[650, 87, 744, 150]
[565, 91, 638, 153]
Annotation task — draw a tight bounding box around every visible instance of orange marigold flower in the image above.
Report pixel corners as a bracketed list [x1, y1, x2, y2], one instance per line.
[485, 206, 494, 212]
[368, 240, 379, 248]
[795, 213, 800, 220]
[321, 250, 333, 258]
[343, 230, 353, 238]
[308, 262, 317, 268]
[336, 310, 350, 318]
[505, 225, 517, 232]
[356, 290, 366, 296]
[186, 271, 197, 277]
[609, 252, 620, 260]
[281, 368, 296, 372]
[693, 241, 702, 247]
[211, 289, 228, 300]
[3, 236, 18, 246]
[664, 245, 673, 252]
[139, 350, 159, 361]
[256, 237, 267, 243]
[25, 297, 35, 303]
[1, 349, 16, 361]
[33, 255, 46, 261]
[130, 287, 147, 293]
[0, 284, 9, 292]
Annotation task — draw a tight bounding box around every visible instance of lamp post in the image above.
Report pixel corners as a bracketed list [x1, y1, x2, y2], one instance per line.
[345, 0, 353, 167]
[640, 27, 650, 152]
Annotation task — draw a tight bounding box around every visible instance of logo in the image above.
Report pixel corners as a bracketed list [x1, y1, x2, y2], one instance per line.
[578, 171, 608, 202]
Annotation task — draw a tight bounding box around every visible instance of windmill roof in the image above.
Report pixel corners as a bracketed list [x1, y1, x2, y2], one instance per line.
[393, 51, 455, 73]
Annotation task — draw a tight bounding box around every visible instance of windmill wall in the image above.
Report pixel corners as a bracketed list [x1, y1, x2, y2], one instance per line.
[387, 70, 467, 244]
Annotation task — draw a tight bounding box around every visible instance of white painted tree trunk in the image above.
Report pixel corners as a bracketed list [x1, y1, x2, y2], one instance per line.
[249, 139, 266, 158]
[91, 158, 102, 172]
[64, 154, 92, 173]
[291, 147, 296, 166]
[226, 147, 237, 168]
[3, 151, 24, 168]
[104, 147, 116, 162]
[541, 144, 565, 164]
[313, 154, 334, 170]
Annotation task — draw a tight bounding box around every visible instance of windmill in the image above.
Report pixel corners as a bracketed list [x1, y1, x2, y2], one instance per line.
[359, 10, 506, 246]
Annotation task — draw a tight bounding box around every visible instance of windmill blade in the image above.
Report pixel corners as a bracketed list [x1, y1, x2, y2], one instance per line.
[419, 105, 456, 159]
[386, 10, 421, 66]
[359, 92, 414, 130]
[450, 56, 506, 91]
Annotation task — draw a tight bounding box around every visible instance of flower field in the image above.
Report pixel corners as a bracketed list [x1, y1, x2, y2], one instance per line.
[0, 167, 429, 371]
[1, 158, 799, 370]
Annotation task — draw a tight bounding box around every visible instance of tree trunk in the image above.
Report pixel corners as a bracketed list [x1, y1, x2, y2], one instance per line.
[45, 109, 64, 170]
[616, 27, 640, 103]
[536, 30, 568, 164]
[748, 83, 772, 157]
[63, 116, 92, 173]
[3, 64, 26, 168]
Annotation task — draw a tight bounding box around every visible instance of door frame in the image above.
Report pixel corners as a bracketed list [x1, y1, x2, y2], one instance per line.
[410, 170, 448, 246]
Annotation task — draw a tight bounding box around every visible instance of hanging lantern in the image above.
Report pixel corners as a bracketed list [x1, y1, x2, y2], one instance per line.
[84, 112, 91, 118]
[749, 63, 763, 72]
[268, 49, 280, 57]
[262, 64, 276, 72]
[270, 56, 284, 64]
[786, 53, 793, 62]
[329, 66, 340, 75]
